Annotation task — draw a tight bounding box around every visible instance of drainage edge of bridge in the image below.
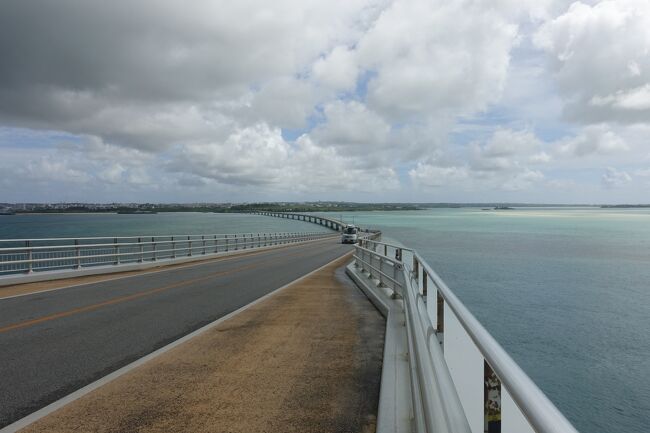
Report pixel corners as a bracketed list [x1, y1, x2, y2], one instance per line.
[346, 263, 413, 433]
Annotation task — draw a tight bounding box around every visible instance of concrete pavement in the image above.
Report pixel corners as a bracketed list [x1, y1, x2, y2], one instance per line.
[15, 254, 385, 433]
[0, 238, 354, 427]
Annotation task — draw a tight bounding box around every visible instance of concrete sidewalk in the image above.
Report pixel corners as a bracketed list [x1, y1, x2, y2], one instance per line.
[18, 254, 385, 433]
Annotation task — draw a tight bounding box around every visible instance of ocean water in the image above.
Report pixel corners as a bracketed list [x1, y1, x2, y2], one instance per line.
[320, 207, 650, 433]
[1, 208, 648, 432]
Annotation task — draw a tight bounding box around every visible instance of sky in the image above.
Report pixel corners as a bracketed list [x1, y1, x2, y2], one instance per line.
[1, 0, 649, 204]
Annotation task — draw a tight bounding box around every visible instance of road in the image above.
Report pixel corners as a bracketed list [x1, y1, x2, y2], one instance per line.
[0, 237, 352, 427]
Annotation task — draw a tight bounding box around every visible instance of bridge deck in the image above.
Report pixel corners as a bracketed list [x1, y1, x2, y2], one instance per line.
[7, 253, 385, 433]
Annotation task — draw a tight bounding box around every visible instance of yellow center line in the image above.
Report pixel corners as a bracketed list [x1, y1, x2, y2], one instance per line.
[0, 239, 345, 334]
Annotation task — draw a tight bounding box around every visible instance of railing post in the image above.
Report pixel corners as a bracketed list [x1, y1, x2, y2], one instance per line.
[138, 237, 143, 263]
[152, 237, 156, 261]
[422, 271, 428, 297]
[26, 240, 33, 273]
[234, 234, 238, 250]
[171, 236, 176, 259]
[188, 236, 192, 256]
[114, 238, 120, 265]
[413, 256, 419, 282]
[378, 257, 385, 287]
[437, 292, 444, 333]
[485, 362, 502, 433]
[202, 235, 206, 255]
[214, 235, 218, 253]
[75, 239, 81, 269]
[225, 234, 229, 252]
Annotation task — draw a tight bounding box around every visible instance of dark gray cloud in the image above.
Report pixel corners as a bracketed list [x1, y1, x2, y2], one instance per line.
[0, 0, 309, 146]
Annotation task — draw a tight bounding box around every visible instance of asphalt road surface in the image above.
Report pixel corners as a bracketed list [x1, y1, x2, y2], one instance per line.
[0, 237, 352, 427]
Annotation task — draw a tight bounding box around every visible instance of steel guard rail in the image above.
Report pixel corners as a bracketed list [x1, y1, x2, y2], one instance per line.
[355, 238, 579, 433]
[0, 231, 333, 275]
[354, 243, 471, 433]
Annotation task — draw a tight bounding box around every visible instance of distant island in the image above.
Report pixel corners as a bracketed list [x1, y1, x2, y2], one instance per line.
[600, 204, 650, 208]
[0, 201, 422, 214]
[116, 210, 158, 214]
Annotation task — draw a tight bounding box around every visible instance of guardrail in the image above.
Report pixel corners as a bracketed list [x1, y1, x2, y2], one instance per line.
[354, 238, 579, 433]
[0, 232, 331, 275]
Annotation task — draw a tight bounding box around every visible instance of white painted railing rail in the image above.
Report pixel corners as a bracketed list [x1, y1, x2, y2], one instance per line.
[0, 232, 331, 275]
[355, 238, 579, 433]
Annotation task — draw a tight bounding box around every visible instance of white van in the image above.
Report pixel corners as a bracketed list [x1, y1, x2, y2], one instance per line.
[341, 224, 358, 244]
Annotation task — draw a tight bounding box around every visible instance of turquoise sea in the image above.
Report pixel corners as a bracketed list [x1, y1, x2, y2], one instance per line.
[322, 207, 650, 433]
[1, 208, 648, 433]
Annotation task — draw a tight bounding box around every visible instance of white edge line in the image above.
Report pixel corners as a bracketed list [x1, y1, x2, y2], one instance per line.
[0, 235, 338, 301]
[0, 250, 352, 433]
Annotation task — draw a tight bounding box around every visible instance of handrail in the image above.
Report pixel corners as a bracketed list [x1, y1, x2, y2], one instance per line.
[353, 239, 580, 433]
[0, 235, 325, 266]
[0, 232, 325, 252]
[411, 251, 579, 433]
[355, 244, 471, 433]
[0, 232, 335, 276]
[0, 231, 311, 244]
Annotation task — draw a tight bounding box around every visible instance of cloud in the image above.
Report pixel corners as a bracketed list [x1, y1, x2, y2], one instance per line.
[555, 125, 629, 157]
[169, 123, 290, 186]
[167, 122, 400, 192]
[1, 0, 649, 203]
[243, 77, 320, 129]
[634, 168, 650, 177]
[98, 164, 127, 184]
[409, 164, 469, 188]
[20, 157, 91, 183]
[312, 46, 359, 92]
[502, 168, 544, 191]
[602, 167, 632, 188]
[410, 128, 548, 191]
[0, 0, 376, 146]
[471, 128, 545, 172]
[535, 0, 650, 124]
[356, 0, 518, 119]
[310, 101, 391, 156]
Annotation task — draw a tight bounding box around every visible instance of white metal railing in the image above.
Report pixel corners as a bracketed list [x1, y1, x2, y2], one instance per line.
[0, 232, 333, 275]
[355, 238, 579, 433]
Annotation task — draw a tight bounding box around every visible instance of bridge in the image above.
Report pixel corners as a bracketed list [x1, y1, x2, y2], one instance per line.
[0, 213, 579, 433]
[252, 210, 346, 231]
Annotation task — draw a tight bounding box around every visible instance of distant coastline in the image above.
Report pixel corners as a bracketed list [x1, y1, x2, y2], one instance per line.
[600, 204, 650, 208]
[4, 202, 650, 215]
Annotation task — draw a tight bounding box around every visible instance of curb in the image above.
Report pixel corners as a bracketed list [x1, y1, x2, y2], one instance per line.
[346, 263, 413, 433]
